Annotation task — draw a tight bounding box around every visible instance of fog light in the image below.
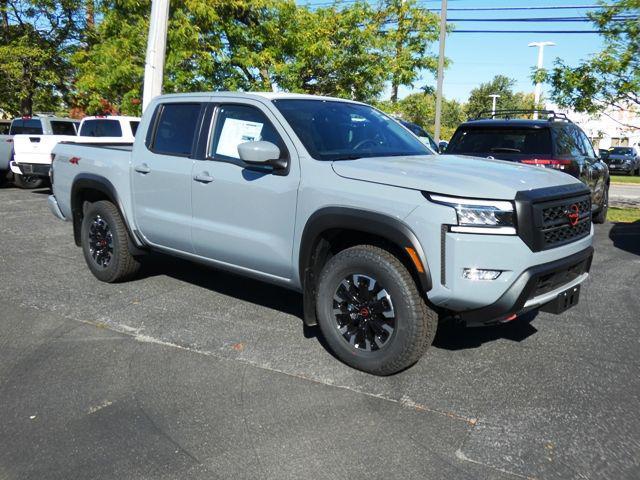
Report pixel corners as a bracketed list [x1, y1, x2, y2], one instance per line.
[463, 268, 502, 281]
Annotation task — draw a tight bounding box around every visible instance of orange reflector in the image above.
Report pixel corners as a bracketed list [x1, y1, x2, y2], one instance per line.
[405, 247, 425, 273]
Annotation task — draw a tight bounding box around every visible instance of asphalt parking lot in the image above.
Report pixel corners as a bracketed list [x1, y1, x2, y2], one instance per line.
[1, 185, 639, 480]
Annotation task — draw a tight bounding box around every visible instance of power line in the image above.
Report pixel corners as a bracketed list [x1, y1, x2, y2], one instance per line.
[448, 16, 633, 22]
[422, 5, 617, 12]
[452, 29, 603, 33]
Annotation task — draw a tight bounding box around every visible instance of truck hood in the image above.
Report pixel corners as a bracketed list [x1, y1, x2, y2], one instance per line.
[331, 154, 581, 199]
[333, 155, 580, 200]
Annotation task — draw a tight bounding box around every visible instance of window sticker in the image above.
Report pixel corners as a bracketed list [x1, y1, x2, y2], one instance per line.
[215, 118, 264, 158]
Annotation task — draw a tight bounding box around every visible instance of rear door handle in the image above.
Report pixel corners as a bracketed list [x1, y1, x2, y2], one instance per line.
[194, 172, 214, 183]
[134, 163, 151, 174]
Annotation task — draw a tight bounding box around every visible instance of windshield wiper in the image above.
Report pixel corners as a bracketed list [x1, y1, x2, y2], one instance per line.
[490, 147, 521, 153]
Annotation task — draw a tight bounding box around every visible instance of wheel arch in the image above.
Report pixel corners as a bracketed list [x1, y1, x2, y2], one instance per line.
[70, 174, 142, 250]
[299, 207, 432, 326]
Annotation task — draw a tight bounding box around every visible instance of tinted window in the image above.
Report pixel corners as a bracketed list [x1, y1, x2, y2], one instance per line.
[577, 129, 596, 158]
[152, 103, 201, 156]
[80, 119, 123, 137]
[447, 127, 552, 155]
[273, 99, 431, 160]
[130, 121, 140, 136]
[9, 119, 43, 135]
[0, 123, 9, 135]
[51, 121, 77, 135]
[554, 127, 582, 157]
[210, 104, 286, 161]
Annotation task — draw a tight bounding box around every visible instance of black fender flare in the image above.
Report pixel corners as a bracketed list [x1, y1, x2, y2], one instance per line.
[298, 207, 432, 326]
[70, 174, 143, 249]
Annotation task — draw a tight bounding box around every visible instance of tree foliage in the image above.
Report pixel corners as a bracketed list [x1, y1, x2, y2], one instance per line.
[465, 75, 538, 119]
[541, 0, 639, 125]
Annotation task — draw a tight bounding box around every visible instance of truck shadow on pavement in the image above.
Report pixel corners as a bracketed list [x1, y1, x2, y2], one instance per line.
[138, 252, 539, 352]
[609, 221, 640, 256]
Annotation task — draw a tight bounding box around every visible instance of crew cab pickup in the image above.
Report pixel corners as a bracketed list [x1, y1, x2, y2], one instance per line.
[1, 115, 78, 188]
[11, 115, 140, 185]
[48, 92, 594, 375]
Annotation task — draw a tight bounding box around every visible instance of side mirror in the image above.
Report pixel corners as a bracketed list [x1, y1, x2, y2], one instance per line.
[438, 140, 449, 153]
[238, 141, 281, 165]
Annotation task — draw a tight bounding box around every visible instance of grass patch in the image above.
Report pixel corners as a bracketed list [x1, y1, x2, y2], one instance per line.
[608, 207, 640, 223]
[610, 175, 640, 184]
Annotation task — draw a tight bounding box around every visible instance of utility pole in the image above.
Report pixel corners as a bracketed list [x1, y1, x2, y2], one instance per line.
[142, 0, 170, 113]
[433, 0, 447, 143]
[528, 41, 555, 119]
[488, 94, 500, 117]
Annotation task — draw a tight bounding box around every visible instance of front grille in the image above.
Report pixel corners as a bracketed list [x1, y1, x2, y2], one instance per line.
[515, 184, 592, 252]
[538, 196, 591, 249]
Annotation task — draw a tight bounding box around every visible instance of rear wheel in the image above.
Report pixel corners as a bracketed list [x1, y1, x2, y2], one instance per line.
[14, 174, 45, 189]
[81, 200, 141, 282]
[316, 245, 437, 375]
[593, 186, 609, 224]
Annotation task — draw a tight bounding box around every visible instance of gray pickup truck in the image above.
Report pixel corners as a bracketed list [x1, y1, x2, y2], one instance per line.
[48, 92, 594, 375]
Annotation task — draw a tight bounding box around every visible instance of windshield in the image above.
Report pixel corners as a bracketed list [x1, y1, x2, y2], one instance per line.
[609, 147, 633, 155]
[272, 99, 432, 160]
[448, 127, 552, 155]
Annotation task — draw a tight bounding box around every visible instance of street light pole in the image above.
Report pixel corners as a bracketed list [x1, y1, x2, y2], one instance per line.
[528, 41, 555, 120]
[433, 0, 447, 144]
[142, 0, 170, 113]
[488, 94, 500, 117]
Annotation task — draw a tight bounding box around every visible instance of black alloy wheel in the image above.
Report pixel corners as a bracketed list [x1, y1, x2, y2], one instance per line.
[88, 214, 114, 268]
[332, 273, 396, 352]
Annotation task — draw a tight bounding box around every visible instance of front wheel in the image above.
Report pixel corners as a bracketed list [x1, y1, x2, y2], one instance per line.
[14, 174, 45, 189]
[80, 200, 141, 282]
[316, 245, 437, 375]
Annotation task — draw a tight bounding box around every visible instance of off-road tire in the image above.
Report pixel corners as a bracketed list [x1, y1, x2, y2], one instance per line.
[81, 200, 140, 282]
[316, 245, 437, 375]
[14, 174, 45, 189]
[593, 186, 609, 224]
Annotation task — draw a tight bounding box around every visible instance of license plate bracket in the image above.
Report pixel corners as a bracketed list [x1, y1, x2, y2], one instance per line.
[540, 284, 581, 314]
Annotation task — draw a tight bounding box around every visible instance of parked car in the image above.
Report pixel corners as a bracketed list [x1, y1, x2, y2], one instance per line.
[446, 110, 610, 224]
[11, 115, 140, 185]
[48, 93, 593, 375]
[397, 119, 439, 152]
[605, 146, 640, 176]
[598, 149, 610, 161]
[0, 115, 79, 188]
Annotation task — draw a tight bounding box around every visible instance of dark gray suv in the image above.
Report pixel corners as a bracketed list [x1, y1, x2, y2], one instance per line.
[446, 110, 610, 224]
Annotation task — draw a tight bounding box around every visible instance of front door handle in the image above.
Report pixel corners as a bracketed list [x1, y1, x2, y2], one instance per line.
[134, 163, 151, 174]
[194, 172, 214, 183]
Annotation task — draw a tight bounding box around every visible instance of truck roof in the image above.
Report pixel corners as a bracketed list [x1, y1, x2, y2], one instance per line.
[82, 115, 141, 121]
[156, 91, 363, 105]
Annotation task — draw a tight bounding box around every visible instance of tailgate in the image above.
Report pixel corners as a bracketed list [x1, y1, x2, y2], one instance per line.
[14, 135, 77, 165]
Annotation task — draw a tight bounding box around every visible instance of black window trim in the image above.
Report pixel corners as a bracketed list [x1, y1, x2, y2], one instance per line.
[201, 102, 291, 176]
[146, 102, 206, 158]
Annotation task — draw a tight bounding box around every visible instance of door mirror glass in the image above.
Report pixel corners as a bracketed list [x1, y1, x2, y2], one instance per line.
[238, 141, 281, 164]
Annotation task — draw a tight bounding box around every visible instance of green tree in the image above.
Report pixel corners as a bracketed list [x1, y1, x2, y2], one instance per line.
[379, 0, 440, 103]
[465, 75, 539, 119]
[540, 0, 639, 128]
[0, 0, 86, 115]
[376, 91, 465, 140]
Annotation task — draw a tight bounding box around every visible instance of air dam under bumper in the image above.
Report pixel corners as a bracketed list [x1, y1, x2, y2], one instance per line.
[458, 246, 593, 326]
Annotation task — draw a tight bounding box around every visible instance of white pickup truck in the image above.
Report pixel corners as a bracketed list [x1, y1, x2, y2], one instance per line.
[1, 116, 79, 188]
[10, 115, 140, 188]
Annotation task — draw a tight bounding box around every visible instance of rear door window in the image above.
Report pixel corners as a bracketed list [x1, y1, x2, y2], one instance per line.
[9, 119, 43, 135]
[447, 127, 552, 155]
[554, 127, 583, 157]
[151, 103, 202, 156]
[0, 123, 9, 135]
[51, 121, 78, 135]
[80, 119, 123, 137]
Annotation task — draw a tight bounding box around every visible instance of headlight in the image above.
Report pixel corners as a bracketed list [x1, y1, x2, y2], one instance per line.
[428, 193, 516, 235]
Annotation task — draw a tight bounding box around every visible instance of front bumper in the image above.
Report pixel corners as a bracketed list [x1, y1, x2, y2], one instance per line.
[458, 246, 593, 326]
[11, 161, 51, 178]
[608, 163, 634, 173]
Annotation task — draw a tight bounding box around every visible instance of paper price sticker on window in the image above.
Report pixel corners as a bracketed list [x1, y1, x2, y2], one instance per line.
[216, 118, 264, 159]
